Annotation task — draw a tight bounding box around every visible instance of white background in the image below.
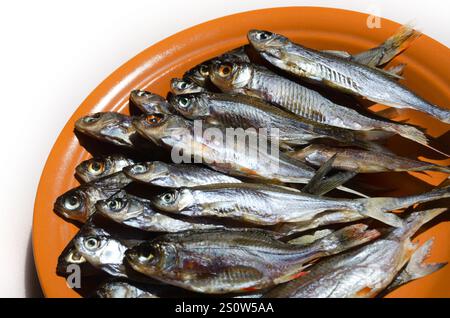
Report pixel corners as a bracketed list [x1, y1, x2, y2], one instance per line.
[0, 0, 448, 298]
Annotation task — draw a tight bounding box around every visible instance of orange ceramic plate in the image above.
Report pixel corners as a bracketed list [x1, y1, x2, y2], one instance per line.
[33, 7, 450, 298]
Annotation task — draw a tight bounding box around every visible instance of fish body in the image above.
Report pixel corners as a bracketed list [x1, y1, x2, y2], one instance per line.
[153, 182, 450, 227]
[129, 90, 172, 114]
[75, 112, 138, 147]
[95, 281, 159, 298]
[264, 208, 447, 298]
[152, 183, 362, 225]
[124, 161, 242, 188]
[170, 92, 378, 148]
[54, 172, 132, 222]
[290, 144, 450, 173]
[248, 30, 450, 124]
[132, 113, 316, 184]
[96, 190, 223, 232]
[209, 61, 428, 147]
[125, 225, 379, 293]
[75, 154, 135, 183]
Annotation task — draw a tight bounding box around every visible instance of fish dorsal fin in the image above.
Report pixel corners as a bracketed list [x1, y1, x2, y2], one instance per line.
[321, 50, 352, 60]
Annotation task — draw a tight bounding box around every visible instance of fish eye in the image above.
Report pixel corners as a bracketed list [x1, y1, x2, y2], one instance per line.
[177, 97, 191, 109]
[68, 251, 84, 263]
[131, 164, 147, 174]
[218, 64, 232, 77]
[199, 64, 209, 77]
[135, 90, 148, 97]
[64, 194, 81, 210]
[83, 113, 101, 123]
[256, 31, 272, 41]
[160, 191, 176, 204]
[138, 250, 155, 263]
[178, 81, 188, 90]
[145, 114, 165, 125]
[84, 237, 101, 251]
[88, 160, 105, 175]
[107, 198, 124, 211]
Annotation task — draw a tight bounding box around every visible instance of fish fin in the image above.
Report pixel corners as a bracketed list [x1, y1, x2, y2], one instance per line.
[274, 270, 310, 285]
[355, 130, 395, 141]
[312, 224, 380, 256]
[355, 286, 374, 297]
[359, 199, 405, 227]
[398, 208, 448, 239]
[325, 172, 360, 195]
[353, 139, 396, 155]
[386, 63, 406, 77]
[206, 266, 264, 292]
[375, 107, 402, 119]
[375, 67, 404, 81]
[361, 185, 450, 228]
[385, 124, 450, 157]
[377, 24, 422, 65]
[353, 24, 421, 67]
[302, 156, 363, 197]
[321, 50, 352, 60]
[384, 238, 447, 294]
[405, 238, 447, 280]
[302, 155, 336, 194]
[288, 229, 335, 246]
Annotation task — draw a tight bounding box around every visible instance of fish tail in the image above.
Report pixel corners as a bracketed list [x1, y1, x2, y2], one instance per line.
[407, 238, 447, 279]
[312, 224, 380, 256]
[360, 186, 450, 227]
[383, 237, 447, 294]
[385, 123, 450, 157]
[397, 208, 447, 239]
[378, 24, 422, 65]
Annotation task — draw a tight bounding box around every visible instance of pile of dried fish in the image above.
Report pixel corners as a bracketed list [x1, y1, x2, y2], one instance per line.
[54, 25, 450, 298]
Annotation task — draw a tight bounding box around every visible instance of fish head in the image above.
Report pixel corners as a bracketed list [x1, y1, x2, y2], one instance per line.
[57, 245, 86, 275]
[170, 78, 205, 95]
[247, 29, 288, 59]
[130, 90, 171, 115]
[75, 112, 133, 147]
[74, 224, 125, 268]
[132, 113, 192, 146]
[209, 61, 252, 91]
[126, 241, 176, 276]
[153, 188, 194, 213]
[184, 63, 210, 87]
[54, 188, 90, 222]
[124, 161, 170, 184]
[75, 156, 113, 182]
[96, 191, 144, 223]
[169, 93, 210, 119]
